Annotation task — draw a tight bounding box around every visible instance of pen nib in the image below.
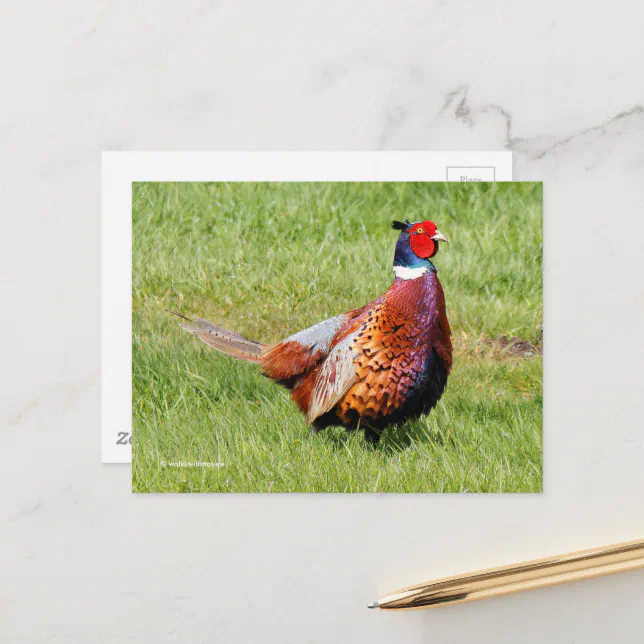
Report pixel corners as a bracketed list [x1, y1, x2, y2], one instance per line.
[367, 602, 379, 609]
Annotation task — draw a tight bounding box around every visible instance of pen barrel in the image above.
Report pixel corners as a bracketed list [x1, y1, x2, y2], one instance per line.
[378, 539, 644, 610]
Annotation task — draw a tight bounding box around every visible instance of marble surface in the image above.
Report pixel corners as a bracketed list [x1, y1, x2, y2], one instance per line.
[2, 1, 644, 642]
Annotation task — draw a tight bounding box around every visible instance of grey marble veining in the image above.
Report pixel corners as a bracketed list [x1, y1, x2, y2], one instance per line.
[2, 1, 644, 642]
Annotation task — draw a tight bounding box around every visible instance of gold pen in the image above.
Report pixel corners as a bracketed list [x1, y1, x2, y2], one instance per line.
[369, 538, 644, 611]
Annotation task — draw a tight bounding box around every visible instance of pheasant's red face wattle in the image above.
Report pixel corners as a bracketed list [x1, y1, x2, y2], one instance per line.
[409, 220, 438, 259]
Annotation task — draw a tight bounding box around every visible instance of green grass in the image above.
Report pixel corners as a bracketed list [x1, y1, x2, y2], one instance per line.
[132, 181, 542, 493]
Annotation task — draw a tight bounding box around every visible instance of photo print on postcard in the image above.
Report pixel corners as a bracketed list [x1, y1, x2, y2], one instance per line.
[131, 180, 542, 492]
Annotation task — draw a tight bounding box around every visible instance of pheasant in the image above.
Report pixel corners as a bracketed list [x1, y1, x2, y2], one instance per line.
[172, 219, 452, 444]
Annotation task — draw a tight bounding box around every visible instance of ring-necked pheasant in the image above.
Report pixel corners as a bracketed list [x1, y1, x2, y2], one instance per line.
[172, 219, 452, 444]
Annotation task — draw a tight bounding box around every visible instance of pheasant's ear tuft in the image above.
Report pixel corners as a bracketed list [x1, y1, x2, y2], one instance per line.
[391, 220, 411, 231]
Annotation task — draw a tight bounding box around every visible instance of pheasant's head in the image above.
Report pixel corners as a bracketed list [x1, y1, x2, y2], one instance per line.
[391, 219, 448, 280]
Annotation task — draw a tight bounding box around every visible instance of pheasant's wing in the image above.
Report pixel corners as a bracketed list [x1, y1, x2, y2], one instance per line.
[260, 313, 349, 383]
[306, 332, 359, 425]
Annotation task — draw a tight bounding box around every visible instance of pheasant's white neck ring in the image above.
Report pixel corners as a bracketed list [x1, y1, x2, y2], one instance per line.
[393, 265, 429, 280]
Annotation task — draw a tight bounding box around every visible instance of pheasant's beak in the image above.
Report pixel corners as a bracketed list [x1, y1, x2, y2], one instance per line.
[431, 230, 449, 244]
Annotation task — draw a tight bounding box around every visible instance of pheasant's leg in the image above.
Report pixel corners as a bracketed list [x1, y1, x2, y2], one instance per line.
[363, 426, 381, 446]
[309, 423, 323, 437]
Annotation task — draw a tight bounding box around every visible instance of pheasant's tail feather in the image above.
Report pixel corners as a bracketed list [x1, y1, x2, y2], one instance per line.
[167, 310, 266, 363]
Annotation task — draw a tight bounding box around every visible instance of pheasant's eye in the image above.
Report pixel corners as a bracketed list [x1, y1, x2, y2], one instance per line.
[416, 227, 424, 234]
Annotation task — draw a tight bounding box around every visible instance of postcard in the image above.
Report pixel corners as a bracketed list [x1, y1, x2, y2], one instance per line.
[103, 153, 542, 494]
